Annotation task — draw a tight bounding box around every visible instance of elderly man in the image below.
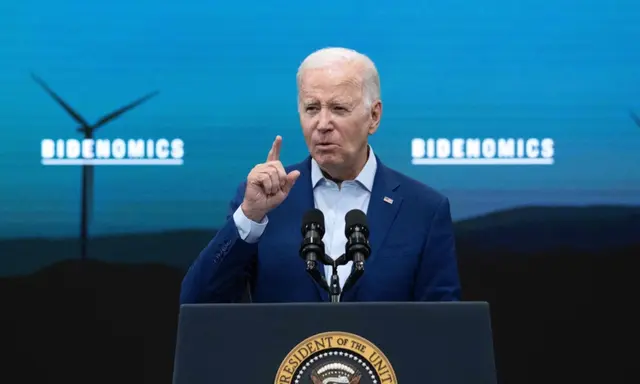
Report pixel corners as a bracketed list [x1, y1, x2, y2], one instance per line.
[180, 47, 461, 303]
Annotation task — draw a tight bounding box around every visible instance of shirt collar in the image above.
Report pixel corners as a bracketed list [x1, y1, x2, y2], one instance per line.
[311, 145, 377, 192]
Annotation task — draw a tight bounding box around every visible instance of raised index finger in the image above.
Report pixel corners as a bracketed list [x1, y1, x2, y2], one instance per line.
[267, 135, 282, 162]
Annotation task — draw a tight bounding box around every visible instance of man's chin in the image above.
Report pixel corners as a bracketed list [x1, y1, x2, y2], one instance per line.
[313, 153, 342, 167]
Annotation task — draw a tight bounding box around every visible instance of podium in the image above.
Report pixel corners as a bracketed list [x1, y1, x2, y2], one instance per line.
[172, 301, 497, 384]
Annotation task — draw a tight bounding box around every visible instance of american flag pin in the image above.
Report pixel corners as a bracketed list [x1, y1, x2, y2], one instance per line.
[383, 196, 393, 204]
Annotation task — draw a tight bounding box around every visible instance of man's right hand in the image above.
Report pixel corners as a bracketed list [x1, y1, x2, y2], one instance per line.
[240, 135, 301, 222]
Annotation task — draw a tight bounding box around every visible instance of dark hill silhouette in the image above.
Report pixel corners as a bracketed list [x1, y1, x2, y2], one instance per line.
[0, 229, 217, 276]
[454, 205, 640, 255]
[1, 205, 638, 276]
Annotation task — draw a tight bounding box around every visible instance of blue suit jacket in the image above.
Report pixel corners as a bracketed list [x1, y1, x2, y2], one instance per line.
[180, 155, 461, 303]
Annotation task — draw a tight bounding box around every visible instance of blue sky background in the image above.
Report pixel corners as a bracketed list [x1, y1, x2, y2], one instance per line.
[1, 0, 639, 238]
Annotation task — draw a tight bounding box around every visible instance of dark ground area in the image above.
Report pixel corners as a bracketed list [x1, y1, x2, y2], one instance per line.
[1, 205, 637, 383]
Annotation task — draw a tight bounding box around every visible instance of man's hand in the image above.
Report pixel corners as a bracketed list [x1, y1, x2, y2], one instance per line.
[241, 135, 301, 222]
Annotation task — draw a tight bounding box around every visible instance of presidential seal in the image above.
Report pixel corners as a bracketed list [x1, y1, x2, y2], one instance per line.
[274, 331, 397, 384]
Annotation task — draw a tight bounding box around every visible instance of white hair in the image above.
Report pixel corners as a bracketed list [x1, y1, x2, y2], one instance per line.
[296, 47, 381, 108]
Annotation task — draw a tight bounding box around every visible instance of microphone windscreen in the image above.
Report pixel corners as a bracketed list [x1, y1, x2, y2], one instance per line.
[302, 209, 325, 233]
[345, 209, 368, 236]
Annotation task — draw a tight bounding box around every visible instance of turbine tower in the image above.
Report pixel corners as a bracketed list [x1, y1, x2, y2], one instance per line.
[32, 73, 159, 260]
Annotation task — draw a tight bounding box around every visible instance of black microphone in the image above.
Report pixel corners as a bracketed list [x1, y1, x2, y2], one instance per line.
[299, 209, 326, 270]
[344, 209, 371, 271]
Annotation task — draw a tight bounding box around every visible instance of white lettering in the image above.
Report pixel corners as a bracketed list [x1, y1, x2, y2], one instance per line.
[540, 138, 554, 158]
[451, 138, 465, 158]
[95, 139, 111, 158]
[66, 139, 81, 159]
[525, 138, 539, 158]
[411, 138, 425, 158]
[146, 139, 155, 157]
[82, 139, 95, 159]
[41, 139, 55, 159]
[497, 138, 515, 158]
[170, 139, 185, 159]
[56, 139, 65, 158]
[155, 139, 170, 159]
[111, 139, 126, 159]
[426, 138, 435, 158]
[465, 139, 481, 158]
[40, 137, 185, 166]
[481, 139, 496, 158]
[517, 138, 525, 157]
[128, 139, 145, 158]
[411, 137, 555, 166]
[436, 138, 450, 158]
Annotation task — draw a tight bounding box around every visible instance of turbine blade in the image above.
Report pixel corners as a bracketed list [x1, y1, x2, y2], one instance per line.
[630, 110, 640, 128]
[31, 73, 92, 129]
[92, 90, 160, 131]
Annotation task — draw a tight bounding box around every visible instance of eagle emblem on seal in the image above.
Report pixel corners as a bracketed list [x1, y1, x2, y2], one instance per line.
[310, 361, 362, 384]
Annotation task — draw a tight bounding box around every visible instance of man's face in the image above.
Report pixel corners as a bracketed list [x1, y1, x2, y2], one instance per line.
[297, 63, 381, 178]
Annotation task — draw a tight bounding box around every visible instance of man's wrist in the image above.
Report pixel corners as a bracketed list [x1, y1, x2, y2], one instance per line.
[240, 202, 266, 223]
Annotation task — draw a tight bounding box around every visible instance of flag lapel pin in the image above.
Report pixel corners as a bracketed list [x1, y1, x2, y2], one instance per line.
[383, 196, 393, 204]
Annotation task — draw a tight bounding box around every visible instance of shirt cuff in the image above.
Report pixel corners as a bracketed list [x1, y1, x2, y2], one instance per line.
[232, 206, 268, 244]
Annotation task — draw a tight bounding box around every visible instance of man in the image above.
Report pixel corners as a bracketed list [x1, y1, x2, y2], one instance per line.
[180, 47, 461, 303]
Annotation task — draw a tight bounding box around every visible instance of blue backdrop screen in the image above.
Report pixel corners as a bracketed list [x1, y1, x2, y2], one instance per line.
[1, 0, 639, 273]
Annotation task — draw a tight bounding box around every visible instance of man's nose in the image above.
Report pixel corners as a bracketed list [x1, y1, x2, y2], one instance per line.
[316, 109, 333, 132]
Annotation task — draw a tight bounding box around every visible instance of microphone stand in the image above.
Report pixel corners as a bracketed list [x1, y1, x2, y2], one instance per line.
[328, 254, 350, 303]
[303, 253, 364, 303]
[328, 261, 341, 303]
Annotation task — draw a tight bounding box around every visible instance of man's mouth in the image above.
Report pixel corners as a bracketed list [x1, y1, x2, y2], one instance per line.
[316, 143, 338, 151]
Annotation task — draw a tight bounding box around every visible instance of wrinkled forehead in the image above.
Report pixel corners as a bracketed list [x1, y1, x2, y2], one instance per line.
[298, 64, 365, 103]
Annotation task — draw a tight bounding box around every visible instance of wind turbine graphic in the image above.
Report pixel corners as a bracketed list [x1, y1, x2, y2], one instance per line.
[630, 110, 640, 128]
[31, 73, 159, 261]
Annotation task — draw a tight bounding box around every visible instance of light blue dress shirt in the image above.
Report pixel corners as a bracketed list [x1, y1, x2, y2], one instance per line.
[233, 146, 378, 289]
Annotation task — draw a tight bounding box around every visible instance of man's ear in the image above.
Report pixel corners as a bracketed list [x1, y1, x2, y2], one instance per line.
[368, 100, 382, 135]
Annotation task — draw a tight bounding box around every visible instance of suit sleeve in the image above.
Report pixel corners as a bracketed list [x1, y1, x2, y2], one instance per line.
[413, 196, 462, 301]
[179, 182, 259, 304]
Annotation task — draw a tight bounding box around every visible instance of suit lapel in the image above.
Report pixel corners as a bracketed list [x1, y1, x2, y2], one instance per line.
[287, 157, 329, 302]
[343, 158, 403, 300]
[368, 160, 403, 258]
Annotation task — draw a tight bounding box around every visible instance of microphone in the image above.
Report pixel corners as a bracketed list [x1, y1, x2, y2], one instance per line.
[344, 209, 371, 271]
[299, 209, 326, 270]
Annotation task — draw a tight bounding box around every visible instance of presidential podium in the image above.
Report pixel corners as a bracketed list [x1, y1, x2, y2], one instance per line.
[172, 302, 497, 384]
